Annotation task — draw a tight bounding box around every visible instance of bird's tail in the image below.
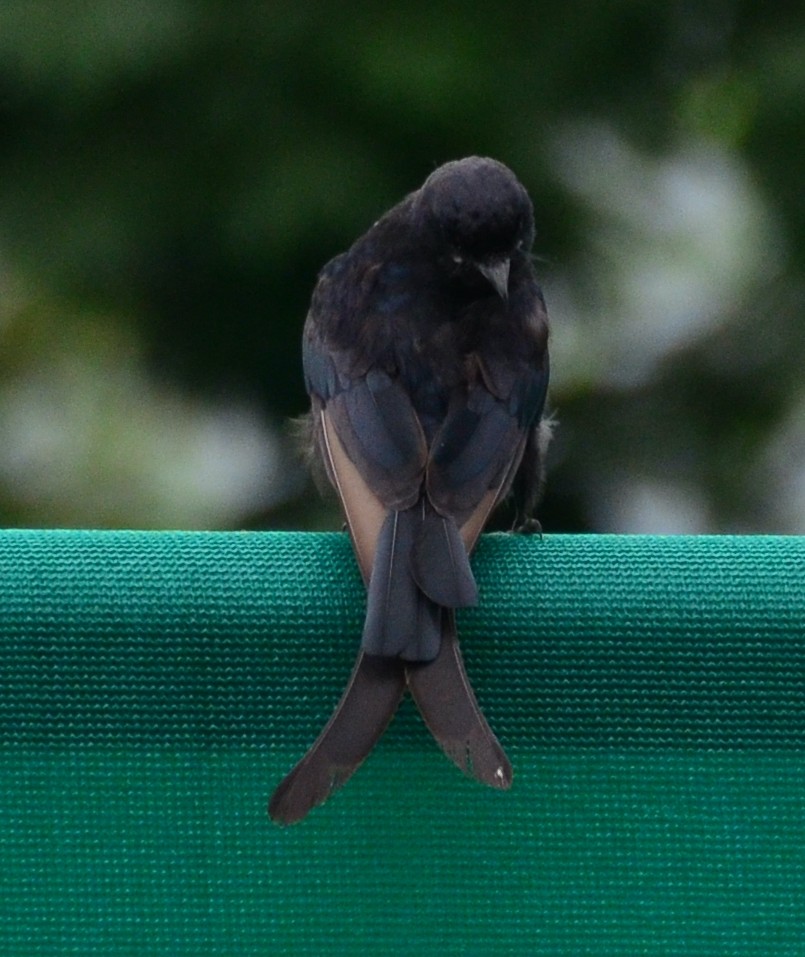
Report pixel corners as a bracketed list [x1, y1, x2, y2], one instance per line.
[269, 614, 511, 824]
[270, 502, 509, 824]
[268, 651, 406, 824]
[362, 502, 478, 661]
[406, 612, 512, 789]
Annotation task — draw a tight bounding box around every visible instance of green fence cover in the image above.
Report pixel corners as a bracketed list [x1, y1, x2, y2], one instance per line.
[1, 530, 804, 955]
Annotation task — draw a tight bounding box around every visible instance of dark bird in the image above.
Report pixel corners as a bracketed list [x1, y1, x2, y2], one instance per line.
[269, 156, 551, 823]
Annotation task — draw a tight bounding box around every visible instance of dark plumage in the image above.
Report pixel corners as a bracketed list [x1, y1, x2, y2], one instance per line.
[269, 157, 551, 823]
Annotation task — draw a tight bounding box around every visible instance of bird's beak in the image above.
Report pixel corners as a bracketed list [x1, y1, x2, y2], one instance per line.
[477, 258, 510, 301]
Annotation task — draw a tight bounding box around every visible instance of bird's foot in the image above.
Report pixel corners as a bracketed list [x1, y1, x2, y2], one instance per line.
[513, 516, 542, 538]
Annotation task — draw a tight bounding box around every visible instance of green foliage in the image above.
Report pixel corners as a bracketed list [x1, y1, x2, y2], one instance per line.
[0, 2, 803, 530]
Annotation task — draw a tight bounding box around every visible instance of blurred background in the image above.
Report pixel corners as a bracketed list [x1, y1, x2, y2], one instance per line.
[0, 1, 803, 533]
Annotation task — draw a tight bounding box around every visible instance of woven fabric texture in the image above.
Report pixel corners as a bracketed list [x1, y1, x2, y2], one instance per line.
[1, 529, 804, 954]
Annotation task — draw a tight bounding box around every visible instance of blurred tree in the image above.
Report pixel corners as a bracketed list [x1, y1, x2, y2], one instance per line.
[0, 1, 802, 531]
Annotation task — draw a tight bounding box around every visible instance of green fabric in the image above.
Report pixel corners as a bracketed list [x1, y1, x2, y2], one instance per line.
[1, 530, 804, 955]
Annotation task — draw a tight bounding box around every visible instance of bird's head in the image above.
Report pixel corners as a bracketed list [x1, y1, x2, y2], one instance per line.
[417, 156, 535, 301]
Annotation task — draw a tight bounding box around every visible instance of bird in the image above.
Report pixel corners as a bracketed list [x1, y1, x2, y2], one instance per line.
[269, 156, 551, 823]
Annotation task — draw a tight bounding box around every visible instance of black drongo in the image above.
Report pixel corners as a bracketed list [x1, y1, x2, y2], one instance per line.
[269, 157, 550, 823]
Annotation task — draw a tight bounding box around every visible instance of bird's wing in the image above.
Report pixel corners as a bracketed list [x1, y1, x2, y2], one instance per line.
[426, 348, 550, 547]
[309, 341, 464, 659]
[304, 331, 428, 582]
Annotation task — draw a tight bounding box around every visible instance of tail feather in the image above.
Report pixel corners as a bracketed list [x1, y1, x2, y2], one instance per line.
[271, 587, 510, 823]
[362, 503, 477, 661]
[269, 652, 406, 824]
[411, 506, 478, 608]
[406, 614, 512, 789]
[362, 508, 441, 660]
